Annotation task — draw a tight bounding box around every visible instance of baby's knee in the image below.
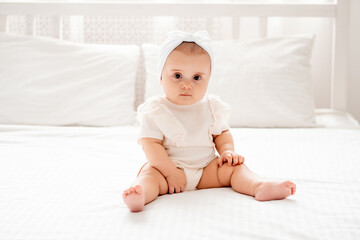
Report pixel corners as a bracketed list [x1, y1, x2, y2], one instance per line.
[217, 164, 236, 187]
[138, 165, 168, 194]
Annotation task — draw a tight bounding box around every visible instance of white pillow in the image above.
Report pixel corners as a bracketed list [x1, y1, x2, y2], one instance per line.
[0, 32, 140, 126]
[142, 35, 317, 127]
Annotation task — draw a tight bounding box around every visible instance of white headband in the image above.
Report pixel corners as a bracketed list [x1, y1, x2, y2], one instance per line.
[158, 30, 214, 79]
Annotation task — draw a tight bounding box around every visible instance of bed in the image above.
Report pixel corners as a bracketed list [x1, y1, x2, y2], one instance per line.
[1, 1, 360, 240]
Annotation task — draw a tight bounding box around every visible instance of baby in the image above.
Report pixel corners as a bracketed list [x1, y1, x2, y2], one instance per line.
[123, 31, 296, 212]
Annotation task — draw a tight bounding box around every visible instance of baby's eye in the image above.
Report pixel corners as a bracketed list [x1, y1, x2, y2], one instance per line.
[193, 75, 201, 81]
[174, 73, 182, 79]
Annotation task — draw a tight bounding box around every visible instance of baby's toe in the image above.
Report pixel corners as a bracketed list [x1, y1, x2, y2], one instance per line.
[284, 181, 296, 195]
[123, 187, 135, 196]
[134, 185, 143, 194]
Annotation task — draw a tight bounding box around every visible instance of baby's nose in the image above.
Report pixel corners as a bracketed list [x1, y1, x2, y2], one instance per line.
[181, 80, 192, 90]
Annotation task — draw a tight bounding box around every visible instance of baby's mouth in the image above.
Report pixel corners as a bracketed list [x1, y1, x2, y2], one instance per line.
[180, 93, 192, 96]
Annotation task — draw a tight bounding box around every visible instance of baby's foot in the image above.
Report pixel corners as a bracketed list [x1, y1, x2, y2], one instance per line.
[122, 185, 145, 212]
[254, 180, 296, 201]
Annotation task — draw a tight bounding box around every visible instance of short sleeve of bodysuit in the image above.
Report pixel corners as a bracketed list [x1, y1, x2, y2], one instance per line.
[208, 94, 231, 136]
[138, 112, 164, 141]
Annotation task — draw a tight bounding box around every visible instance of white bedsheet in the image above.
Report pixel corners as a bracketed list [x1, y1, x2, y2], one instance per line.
[1, 117, 360, 239]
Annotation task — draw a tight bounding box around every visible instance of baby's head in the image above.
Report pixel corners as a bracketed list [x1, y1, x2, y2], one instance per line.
[159, 31, 213, 106]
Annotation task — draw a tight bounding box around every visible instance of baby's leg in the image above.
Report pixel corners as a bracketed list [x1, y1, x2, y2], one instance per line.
[123, 163, 168, 212]
[198, 158, 296, 201]
[230, 164, 296, 201]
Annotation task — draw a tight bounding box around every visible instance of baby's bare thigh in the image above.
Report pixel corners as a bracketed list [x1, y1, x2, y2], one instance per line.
[197, 157, 234, 189]
[138, 163, 169, 195]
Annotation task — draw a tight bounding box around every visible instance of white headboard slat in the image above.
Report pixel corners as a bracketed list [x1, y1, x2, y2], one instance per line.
[0, 15, 8, 32]
[51, 16, 63, 40]
[258, 17, 268, 38]
[25, 15, 35, 36]
[232, 17, 240, 39]
[332, 0, 350, 111]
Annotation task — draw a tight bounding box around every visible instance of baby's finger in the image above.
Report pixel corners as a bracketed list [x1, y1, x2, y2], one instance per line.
[219, 157, 228, 167]
[169, 185, 174, 194]
[217, 157, 224, 166]
[232, 155, 239, 165]
[240, 156, 245, 164]
[226, 154, 233, 165]
[237, 156, 242, 164]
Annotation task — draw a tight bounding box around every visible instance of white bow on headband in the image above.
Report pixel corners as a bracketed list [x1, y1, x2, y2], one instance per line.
[167, 30, 212, 43]
[158, 30, 214, 78]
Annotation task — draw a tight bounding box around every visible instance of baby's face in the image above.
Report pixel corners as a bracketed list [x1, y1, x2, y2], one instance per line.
[161, 49, 211, 106]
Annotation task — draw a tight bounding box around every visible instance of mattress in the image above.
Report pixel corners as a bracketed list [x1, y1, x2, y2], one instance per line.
[0, 110, 360, 240]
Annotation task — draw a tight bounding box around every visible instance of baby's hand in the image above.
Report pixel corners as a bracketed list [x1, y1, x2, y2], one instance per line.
[165, 168, 187, 194]
[218, 150, 245, 167]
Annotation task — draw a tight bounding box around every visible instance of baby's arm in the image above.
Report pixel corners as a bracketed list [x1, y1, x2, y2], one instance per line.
[141, 138, 187, 193]
[214, 130, 245, 166]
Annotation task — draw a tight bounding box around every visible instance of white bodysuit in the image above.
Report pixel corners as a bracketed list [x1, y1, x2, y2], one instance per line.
[137, 94, 231, 191]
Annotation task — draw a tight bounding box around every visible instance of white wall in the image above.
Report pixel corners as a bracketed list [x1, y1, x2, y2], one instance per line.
[348, 0, 360, 122]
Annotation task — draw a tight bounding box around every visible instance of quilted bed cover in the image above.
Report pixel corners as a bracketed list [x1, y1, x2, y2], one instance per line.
[0, 117, 360, 240]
